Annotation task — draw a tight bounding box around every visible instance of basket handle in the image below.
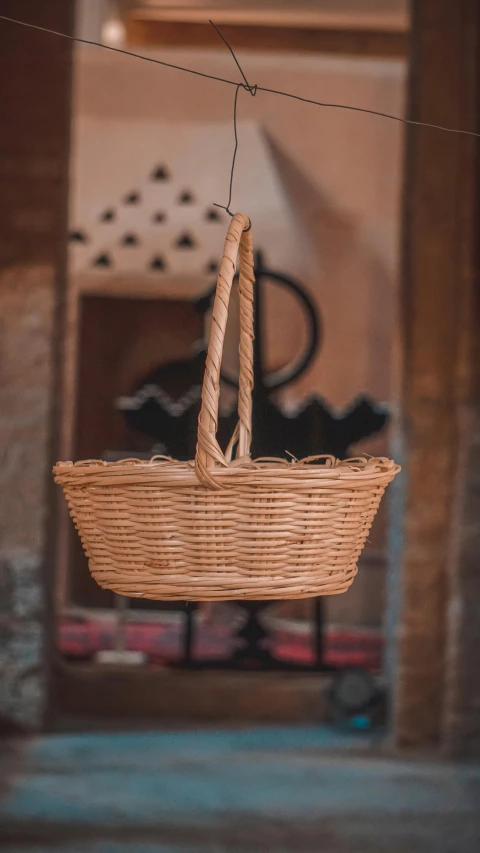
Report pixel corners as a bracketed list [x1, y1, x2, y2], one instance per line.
[195, 212, 254, 489]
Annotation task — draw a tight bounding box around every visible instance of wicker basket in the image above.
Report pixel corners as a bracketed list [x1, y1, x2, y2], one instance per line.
[54, 213, 399, 601]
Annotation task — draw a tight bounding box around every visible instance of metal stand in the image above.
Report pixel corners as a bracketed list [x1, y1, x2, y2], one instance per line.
[180, 597, 335, 673]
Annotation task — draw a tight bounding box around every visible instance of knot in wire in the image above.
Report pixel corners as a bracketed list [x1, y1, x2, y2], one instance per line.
[213, 83, 246, 218]
[209, 20, 256, 95]
[242, 82, 258, 97]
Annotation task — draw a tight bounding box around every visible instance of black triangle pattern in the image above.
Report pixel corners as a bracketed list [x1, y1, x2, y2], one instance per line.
[205, 208, 222, 222]
[69, 230, 88, 242]
[121, 232, 139, 247]
[80, 163, 216, 272]
[150, 256, 166, 271]
[124, 191, 140, 205]
[151, 165, 170, 181]
[178, 190, 195, 204]
[100, 209, 115, 222]
[175, 232, 197, 250]
[93, 253, 112, 268]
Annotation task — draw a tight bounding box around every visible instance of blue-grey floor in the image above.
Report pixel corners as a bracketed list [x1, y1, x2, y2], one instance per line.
[1, 726, 479, 852]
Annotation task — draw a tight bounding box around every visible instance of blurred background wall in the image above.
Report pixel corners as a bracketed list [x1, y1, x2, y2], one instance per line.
[0, 0, 408, 728]
[1, 0, 479, 760]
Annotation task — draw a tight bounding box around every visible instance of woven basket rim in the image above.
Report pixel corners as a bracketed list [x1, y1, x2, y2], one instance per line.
[54, 454, 400, 484]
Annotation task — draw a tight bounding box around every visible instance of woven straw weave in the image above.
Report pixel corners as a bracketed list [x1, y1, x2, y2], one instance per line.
[54, 213, 399, 601]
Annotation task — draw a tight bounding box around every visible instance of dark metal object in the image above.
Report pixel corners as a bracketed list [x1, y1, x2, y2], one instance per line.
[183, 602, 195, 662]
[330, 667, 378, 715]
[119, 250, 388, 673]
[180, 594, 335, 673]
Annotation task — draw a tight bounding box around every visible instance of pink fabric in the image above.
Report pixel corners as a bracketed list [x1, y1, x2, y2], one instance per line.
[59, 616, 382, 671]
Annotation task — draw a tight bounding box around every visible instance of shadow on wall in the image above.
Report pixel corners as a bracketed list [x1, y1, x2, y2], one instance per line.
[264, 129, 395, 416]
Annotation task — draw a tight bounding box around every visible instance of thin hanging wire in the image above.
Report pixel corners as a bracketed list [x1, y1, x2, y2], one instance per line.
[210, 21, 258, 215]
[209, 19, 257, 96]
[258, 85, 478, 136]
[0, 13, 240, 87]
[1, 12, 479, 140]
[213, 84, 242, 217]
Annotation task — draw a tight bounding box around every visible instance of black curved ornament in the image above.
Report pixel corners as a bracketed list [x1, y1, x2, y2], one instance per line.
[197, 250, 321, 391]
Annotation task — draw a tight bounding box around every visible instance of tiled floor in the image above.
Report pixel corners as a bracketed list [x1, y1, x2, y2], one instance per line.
[1, 726, 479, 852]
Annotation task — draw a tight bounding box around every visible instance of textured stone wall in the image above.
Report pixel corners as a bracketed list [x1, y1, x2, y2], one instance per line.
[0, 1, 73, 730]
[0, 266, 55, 729]
[0, 556, 45, 730]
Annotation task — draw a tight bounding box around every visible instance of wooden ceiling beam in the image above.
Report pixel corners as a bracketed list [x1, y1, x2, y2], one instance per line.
[125, 9, 408, 58]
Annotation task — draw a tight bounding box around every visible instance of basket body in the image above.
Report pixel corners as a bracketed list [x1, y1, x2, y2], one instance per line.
[54, 456, 397, 600]
[55, 214, 399, 601]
